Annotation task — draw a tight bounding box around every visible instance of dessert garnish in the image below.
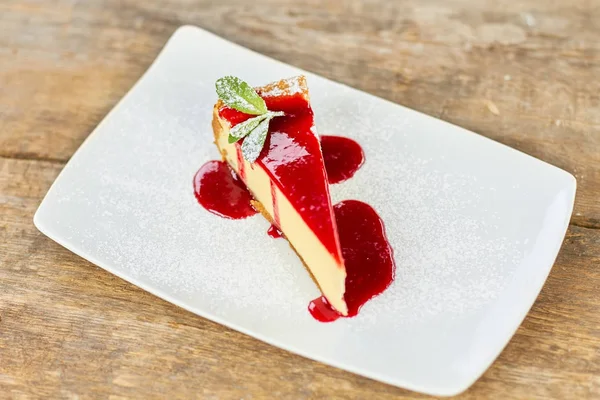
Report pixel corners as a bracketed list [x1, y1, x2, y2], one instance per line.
[194, 75, 395, 322]
[215, 76, 285, 163]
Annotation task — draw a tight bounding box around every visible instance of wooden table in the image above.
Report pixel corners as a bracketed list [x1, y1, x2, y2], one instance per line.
[1, 1, 599, 398]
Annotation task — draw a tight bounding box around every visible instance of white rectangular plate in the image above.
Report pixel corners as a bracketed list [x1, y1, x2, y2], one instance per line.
[35, 26, 576, 396]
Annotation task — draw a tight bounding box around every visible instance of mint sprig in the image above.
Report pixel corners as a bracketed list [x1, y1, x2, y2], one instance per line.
[241, 116, 271, 163]
[216, 76, 285, 163]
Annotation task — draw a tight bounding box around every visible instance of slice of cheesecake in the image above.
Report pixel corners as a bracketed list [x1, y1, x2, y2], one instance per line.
[212, 76, 348, 315]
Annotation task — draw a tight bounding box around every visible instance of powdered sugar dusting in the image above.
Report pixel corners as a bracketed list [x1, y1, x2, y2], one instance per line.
[35, 27, 573, 391]
[51, 78, 524, 327]
[314, 87, 525, 327]
[240, 116, 270, 163]
[332, 156, 519, 327]
[216, 76, 267, 115]
[258, 76, 306, 98]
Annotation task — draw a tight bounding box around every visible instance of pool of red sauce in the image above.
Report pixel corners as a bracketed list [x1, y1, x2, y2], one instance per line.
[308, 200, 395, 322]
[321, 135, 364, 184]
[267, 224, 283, 239]
[194, 89, 393, 322]
[193, 160, 257, 219]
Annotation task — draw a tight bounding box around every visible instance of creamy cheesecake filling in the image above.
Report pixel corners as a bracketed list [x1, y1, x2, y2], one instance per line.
[213, 107, 348, 315]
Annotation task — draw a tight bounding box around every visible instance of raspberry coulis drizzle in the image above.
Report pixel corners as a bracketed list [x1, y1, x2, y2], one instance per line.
[193, 135, 363, 220]
[219, 93, 341, 262]
[193, 160, 257, 219]
[308, 200, 395, 322]
[321, 135, 364, 184]
[194, 141, 394, 322]
[267, 224, 283, 239]
[194, 91, 393, 322]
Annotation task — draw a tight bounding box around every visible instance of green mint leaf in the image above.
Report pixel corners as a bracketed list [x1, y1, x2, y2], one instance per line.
[216, 76, 268, 115]
[228, 114, 268, 144]
[241, 116, 271, 163]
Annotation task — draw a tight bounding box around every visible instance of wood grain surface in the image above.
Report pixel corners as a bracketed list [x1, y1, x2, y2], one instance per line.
[1, 0, 599, 398]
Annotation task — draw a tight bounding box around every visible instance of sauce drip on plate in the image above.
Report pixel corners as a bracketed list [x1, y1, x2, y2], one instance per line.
[308, 200, 395, 322]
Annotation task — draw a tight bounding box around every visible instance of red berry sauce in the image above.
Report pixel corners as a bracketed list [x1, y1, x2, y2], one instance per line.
[195, 79, 394, 322]
[267, 224, 283, 238]
[321, 135, 365, 184]
[308, 200, 395, 322]
[193, 160, 257, 219]
[219, 92, 342, 264]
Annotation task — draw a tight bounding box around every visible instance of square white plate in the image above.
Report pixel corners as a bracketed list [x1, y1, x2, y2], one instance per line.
[34, 26, 576, 396]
